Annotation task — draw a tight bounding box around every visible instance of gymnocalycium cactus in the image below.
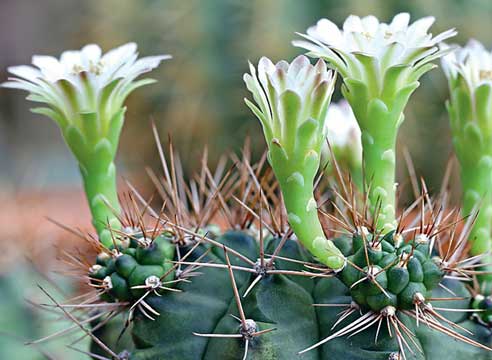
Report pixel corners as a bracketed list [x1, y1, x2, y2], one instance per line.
[2, 43, 170, 247]
[5, 12, 492, 360]
[294, 13, 456, 231]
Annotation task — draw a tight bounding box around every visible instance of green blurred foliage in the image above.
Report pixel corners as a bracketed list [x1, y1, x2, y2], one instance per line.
[0, 264, 88, 359]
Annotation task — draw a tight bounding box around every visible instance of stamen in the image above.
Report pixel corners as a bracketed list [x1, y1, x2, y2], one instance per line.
[71, 64, 84, 75]
[480, 69, 492, 81]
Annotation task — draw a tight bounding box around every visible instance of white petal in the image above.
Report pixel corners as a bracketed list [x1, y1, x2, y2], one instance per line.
[408, 16, 435, 35]
[308, 18, 343, 46]
[258, 57, 276, 89]
[276, 60, 290, 72]
[314, 58, 327, 75]
[343, 15, 363, 33]
[7, 65, 42, 82]
[326, 100, 361, 148]
[1, 80, 37, 91]
[81, 44, 102, 66]
[361, 15, 379, 34]
[467, 38, 487, 53]
[389, 13, 410, 31]
[60, 50, 82, 70]
[431, 28, 457, 45]
[102, 42, 138, 67]
[32, 55, 64, 81]
[258, 57, 276, 75]
[125, 55, 170, 77]
[107, 53, 138, 80]
[288, 55, 310, 78]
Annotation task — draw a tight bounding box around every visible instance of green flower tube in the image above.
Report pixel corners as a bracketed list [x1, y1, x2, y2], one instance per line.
[294, 13, 456, 232]
[322, 100, 363, 189]
[244, 55, 345, 270]
[442, 40, 492, 256]
[2, 43, 170, 246]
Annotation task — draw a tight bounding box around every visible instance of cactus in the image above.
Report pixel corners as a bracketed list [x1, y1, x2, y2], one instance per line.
[5, 12, 492, 360]
[52, 148, 492, 359]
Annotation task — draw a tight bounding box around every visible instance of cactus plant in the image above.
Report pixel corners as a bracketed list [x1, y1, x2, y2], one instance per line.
[59, 152, 492, 359]
[4, 11, 492, 360]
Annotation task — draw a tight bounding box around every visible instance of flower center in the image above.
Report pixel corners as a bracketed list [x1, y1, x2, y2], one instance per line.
[71, 60, 105, 76]
[71, 64, 84, 75]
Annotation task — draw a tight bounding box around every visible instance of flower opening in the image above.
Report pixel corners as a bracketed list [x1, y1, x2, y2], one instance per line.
[2, 43, 171, 131]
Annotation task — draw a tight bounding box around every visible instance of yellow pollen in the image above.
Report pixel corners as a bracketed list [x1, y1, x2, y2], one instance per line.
[480, 69, 492, 81]
[89, 60, 104, 75]
[71, 64, 84, 75]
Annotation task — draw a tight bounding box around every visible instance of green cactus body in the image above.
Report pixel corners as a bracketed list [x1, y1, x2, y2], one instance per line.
[89, 233, 175, 303]
[87, 230, 492, 359]
[128, 231, 321, 359]
[470, 294, 492, 328]
[336, 232, 441, 312]
[317, 275, 489, 359]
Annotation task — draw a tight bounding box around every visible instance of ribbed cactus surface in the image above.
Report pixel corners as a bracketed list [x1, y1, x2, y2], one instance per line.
[85, 229, 492, 359]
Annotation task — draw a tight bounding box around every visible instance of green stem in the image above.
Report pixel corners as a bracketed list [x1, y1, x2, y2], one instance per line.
[272, 149, 345, 270]
[361, 121, 398, 232]
[80, 161, 121, 248]
[60, 110, 125, 247]
[461, 161, 492, 255]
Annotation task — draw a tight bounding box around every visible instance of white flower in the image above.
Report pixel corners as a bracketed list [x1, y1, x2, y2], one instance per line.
[2, 43, 171, 128]
[244, 55, 336, 149]
[325, 100, 361, 151]
[293, 13, 456, 87]
[441, 39, 492, 91]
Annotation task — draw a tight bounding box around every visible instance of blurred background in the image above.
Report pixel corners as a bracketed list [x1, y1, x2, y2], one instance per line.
[0, 0, 491, 358]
